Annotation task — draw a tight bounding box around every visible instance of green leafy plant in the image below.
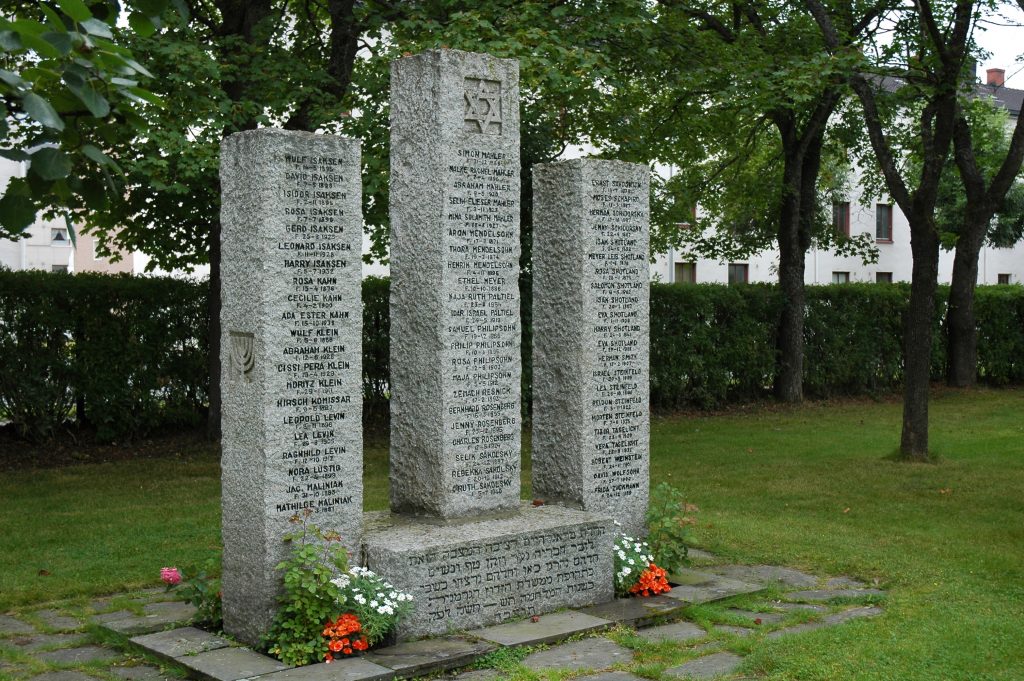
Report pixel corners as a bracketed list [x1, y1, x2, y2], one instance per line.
[262, 512, 413, 666]
[264, 512, 351, 666]
[646, 482, 698, 571]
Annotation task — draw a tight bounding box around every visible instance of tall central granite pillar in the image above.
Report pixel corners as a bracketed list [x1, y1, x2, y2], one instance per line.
[362, 50, 615, 638]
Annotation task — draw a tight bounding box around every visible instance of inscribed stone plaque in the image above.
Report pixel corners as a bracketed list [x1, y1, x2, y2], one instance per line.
[363, 505, 614, 638]
[531, 159, 650, 535]
[389, 50, 522, 518]
[220, 129, 363, 645]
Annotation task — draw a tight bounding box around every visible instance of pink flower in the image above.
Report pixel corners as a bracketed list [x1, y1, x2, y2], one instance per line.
[160, 567, 182, 586]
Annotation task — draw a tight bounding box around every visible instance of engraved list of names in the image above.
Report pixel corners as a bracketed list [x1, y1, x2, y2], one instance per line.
[585, 171, 649, 524]
[270, 150, 362, 521]
[442, 140, 521, 505]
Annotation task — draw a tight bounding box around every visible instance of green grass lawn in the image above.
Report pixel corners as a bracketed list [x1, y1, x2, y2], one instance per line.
[1, 388, 1022, 679]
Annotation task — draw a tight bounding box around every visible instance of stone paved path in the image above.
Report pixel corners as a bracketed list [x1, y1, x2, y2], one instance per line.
[0, 554, 887, 681]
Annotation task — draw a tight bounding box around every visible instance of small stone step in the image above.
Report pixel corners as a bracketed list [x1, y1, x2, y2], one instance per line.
[784, 588, 885, 602]
[176, 647, 290, 681]
[663, 570, 763, 605]
[130, 627, 232, 659]
[252, 658, 394, 681]
[709, 565, 818, 589]
[636, 621, 706, 644]
[363, 637, 494, 678]
[468, 611, 611, 647]
[576, 595, 681, 627]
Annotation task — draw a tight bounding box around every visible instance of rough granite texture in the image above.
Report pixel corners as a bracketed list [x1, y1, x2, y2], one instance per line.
[388, 50, 522, 519]
[220, 129, 363, 645]
[531, 159, 650, 535]
[362, 504, 614, 638]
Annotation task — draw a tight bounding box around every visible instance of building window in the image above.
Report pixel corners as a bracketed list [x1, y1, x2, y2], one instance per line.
[832, 271, 850, 284]
[51, 227, 68, 244]
[998, 273, 1011, 285]
[51, 265, 68, 273]
[876, 203, 893, 242]
[876, 272, 893, 284]
[674, 262, 696, 283]
[833, 201, 850, 237]
[728, 263, 748, 285]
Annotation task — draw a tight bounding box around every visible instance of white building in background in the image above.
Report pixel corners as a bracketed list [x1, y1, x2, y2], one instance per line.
[0, 156, 142, 275]
[652, 69, 1024, 287]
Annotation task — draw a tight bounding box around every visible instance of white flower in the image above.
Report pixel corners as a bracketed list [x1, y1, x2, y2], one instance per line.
[354, 594, 366, 604]
[622, 567, 632, 576]
[617, 551, 627, 560]
[330, 575, 350, 588]
[628, 558, 635, 565]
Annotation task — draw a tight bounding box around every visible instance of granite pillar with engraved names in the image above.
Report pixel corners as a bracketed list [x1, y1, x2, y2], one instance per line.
[219, 129, 363, 645]
[364, 50, 614, 640]
[531, 159, 651, 536]
[388, 49, 522, 519]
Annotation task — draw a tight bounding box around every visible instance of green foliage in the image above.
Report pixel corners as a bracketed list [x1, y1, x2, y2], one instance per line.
[0, 270, 207, 442]
[361, 276, 389, 426]
[974, 285, 1024, 385]
[169, 560, 222, 630]
[0, 0, 168, 238]
[264, 514, 351, 667]
[645, 483, 697, 572]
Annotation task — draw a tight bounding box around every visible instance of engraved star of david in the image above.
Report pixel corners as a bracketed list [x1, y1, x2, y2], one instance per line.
[464, 79, 502, 134]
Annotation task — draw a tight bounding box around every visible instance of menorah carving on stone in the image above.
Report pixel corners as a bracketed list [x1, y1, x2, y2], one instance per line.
[228, 331, 255, 382]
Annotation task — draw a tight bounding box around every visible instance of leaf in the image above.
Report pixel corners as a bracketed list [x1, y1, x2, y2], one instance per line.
[57, 0, 93, 24]
[0, 148, 30, 161]
[0, 192, 36, 233]
[126, 86, 163, 107]
[0, 30, 22, 51]
[41, 31, 73, 55]
[80, 18, 113, 39]
[30, 147, 72, 181]
[18, 31, 62, 59]
[122, 57, 153, 78]
[128, 12, 157, 38]
[0, 69, 27, 88]
[68, 82, 110, 117]
[22, 92, 65, 130]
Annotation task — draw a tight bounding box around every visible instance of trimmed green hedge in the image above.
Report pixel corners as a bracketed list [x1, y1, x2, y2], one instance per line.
[0, 270, 208, 441]
[4, 270, 1024, 442]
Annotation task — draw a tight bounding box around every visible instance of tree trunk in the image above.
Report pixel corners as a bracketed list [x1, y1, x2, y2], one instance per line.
[900, 215, 940, 461]
[945, 222, 984, 388]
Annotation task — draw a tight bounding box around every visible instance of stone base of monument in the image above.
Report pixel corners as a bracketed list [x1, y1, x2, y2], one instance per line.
[361, 504, 615, 639]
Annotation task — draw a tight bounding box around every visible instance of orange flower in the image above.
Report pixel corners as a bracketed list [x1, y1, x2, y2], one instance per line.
[328, 640, 343, 653]
[629, 563, 672, 597]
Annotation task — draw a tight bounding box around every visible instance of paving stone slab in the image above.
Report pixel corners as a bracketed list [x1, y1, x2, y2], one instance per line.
[784, 589, 885, 603]
[662, 571, 763, 605]
[4, 633, 83, 651]
[825, 577, 868, 589]
[37, 646, 122, 665]
[576, 596, 680, 626]
[90, 611, 135, 625]
[109, 665, 173, 681]
[772, 603, 827, 613]
[581, 673, 647, 681]
[708, 565, 818, 589]
[177, 647, 289, 681]
[363, 637, 493, 678]
[765, 606, 882, 640]
[725, 609, 785, 625]
[252, 658, 394, 681]
[0, 615, 36, 636]
[467, 611, 611, 647]
[446, 671, 500, 680]
[29, 672, 100, 681]
[103, 602, 197, 636]
[713, 625, 752, 637]
[522, 638, 632, 672]
[33, 611, 82, 631]
[636, 621, 706, 644]
[130, 627, 232, 659]
[664, 652, 744, 679]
